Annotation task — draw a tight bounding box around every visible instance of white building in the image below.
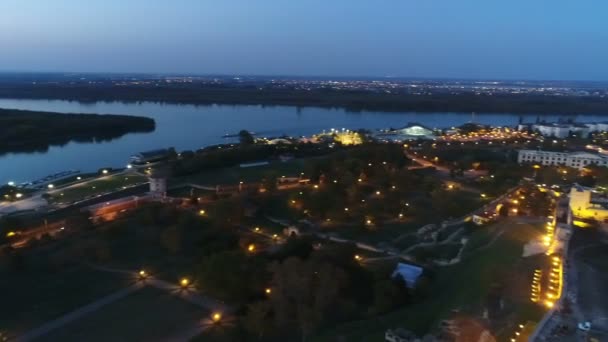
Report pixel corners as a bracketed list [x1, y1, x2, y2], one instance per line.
[518, 150, 608, 169]
[149, 176, 167, 195]
[518, 122, 608, 139]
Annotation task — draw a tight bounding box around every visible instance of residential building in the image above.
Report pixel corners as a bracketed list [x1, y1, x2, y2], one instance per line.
[517, 150, 608, 169]
[517, 122, 608, 139]
[569, 184, 608, 223]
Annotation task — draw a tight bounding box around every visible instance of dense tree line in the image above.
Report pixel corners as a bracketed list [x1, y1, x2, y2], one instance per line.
[1, 83, 608, 114]
[0, 108, 155, 154]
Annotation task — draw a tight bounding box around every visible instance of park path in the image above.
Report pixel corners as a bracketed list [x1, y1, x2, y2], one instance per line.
[85, 264, 231, 313]
[14, 265, 230, 342]
[14, 282, 144, 342]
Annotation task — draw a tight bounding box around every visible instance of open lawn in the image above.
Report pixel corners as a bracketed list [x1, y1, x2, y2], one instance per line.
[48, 173, 148, 204]
[312, 220, 546, 341]
[0, 263, 128, 334]
[41, 287, 208, 342]
[177, 159, 308, 186]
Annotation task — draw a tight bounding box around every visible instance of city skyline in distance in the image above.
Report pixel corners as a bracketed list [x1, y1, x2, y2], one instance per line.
[1, 0, 608, 81]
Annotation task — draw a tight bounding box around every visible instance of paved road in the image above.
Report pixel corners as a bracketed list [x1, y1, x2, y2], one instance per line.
[0, 194, 47, 216]
[534, 229, 608, 341]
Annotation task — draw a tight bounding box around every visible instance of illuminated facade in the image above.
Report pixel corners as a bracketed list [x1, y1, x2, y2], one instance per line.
[518, 150, 608, 170]
[569, 184, 608, 222]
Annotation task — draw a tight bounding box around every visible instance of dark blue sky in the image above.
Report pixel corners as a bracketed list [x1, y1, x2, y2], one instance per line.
[1, 0, 607, 80]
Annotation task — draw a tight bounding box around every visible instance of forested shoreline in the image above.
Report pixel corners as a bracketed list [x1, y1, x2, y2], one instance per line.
[1, 84, 608, 114]
[0, 108, 155, 155]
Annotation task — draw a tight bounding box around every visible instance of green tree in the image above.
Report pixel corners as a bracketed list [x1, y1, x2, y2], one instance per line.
[243, 301, 273, 340]
[239, 129, 255, 145]
[268, 257, 348, 341]
[197, 250, 266, 302]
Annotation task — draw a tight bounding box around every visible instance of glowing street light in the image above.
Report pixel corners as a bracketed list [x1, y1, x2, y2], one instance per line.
[354, 254, 362, 261]
[247, 244, 256, 252]
[139, 270, 148, 279]
[180, 277, 190, 288]
[199, 209, 206, 216]
[48, 184, 54, 189]
[102, 169, 109, 174]
[212, 312, 222, 323]
[265, 288, 272, 295]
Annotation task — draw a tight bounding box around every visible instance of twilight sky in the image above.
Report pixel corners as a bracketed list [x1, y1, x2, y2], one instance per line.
[1, 0, 607, 80]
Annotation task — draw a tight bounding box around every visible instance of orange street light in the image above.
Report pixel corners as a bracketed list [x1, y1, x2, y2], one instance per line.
[139, 269, 148, 279]
[180, 277, 190, 288]
[212, 312, 222, 323]
[265, 288, 272, 295]
[248, 244, 256, 252]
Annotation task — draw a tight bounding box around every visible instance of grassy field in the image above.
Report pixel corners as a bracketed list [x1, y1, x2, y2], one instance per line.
[41, 287, 208, 342]
[312, 220, 545, 341]
[49, 173, 148, 204]
[177, 159, 307, 186]
[0, 263, 128, 334]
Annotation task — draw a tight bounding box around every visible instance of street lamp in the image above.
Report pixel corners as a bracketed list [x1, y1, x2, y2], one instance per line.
[265, 288, 272, 295]
[212, 312, 222, 323]
[248, 244, 255, 253]
[180, 277, 190, 288]
[139, 270, 148, 279]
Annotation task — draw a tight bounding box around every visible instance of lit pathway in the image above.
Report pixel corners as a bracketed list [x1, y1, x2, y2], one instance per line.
[86, 264, 231, 313]
[15, 282, 144, 342]
[14, 265, 230, 342]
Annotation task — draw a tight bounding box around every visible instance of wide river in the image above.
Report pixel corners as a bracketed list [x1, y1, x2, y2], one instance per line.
[0, 98, 603, 184]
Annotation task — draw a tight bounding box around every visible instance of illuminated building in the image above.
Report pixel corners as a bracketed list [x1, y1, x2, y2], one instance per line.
[569, 184, 608, 222]
[518, 150, 608, 170]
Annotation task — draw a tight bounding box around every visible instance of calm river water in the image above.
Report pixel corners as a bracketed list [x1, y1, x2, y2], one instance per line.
[0, 98, 601, 184]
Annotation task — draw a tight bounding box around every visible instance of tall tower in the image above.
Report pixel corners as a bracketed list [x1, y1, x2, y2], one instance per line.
[148, 168, 168, 196]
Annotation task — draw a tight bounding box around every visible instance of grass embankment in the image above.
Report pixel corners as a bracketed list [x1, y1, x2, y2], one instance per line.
[48, 173, 148, 204]
[312, 220, 545, 341]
